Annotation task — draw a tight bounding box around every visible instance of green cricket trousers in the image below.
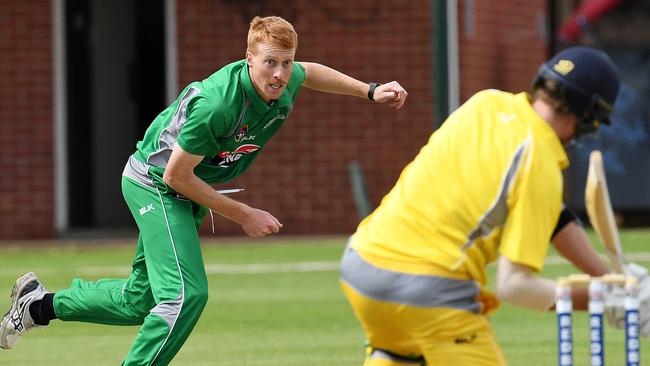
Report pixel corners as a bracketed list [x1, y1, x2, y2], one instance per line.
[53, 177, 209, 365]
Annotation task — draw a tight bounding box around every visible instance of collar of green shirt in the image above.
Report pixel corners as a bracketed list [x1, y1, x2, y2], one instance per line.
[239, 63, 293, 114]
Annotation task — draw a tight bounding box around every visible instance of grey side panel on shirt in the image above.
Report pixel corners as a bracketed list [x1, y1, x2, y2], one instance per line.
[148, 86, 201, 167]
[122, 155, 156, 189]
[460, 137, 531, 252]
[340, 246, 481, 313]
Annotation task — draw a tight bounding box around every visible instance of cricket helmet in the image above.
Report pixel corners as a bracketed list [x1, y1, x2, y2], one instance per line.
[532, 46, 620, 136]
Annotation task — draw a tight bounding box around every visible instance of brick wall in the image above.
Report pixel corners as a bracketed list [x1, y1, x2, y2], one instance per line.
[0, 0, 54, 238]
[457, 0, 548, 101]
[177, 0, 437, 235]
[0, 1, 550, 239]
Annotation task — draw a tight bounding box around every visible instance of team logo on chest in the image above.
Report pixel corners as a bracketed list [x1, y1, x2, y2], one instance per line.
[235, 124, 256, 143]
[213, 144, 260, 168]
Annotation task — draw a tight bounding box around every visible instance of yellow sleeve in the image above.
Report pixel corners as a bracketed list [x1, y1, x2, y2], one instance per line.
[499, 139, 563, 272]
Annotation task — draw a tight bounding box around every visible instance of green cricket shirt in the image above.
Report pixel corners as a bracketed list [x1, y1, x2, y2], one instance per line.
[123, 60, 306, 193]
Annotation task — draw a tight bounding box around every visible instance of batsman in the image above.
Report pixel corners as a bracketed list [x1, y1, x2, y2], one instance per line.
[340, 46, 650, 365]
[0, 16, 407, 364]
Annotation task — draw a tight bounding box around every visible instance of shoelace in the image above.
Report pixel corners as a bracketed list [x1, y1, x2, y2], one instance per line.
[10, 304, 26, 332]
[8, 280, 40, 332]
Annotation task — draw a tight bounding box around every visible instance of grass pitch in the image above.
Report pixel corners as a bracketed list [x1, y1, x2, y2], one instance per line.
[0, 231, 649, 365]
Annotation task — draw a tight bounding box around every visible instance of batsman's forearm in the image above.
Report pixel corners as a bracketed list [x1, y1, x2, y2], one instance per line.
[496, 256, 556, 311]
[570, 286, 589, 311]
[547, 286, 589, 311]
[553, 222, 609, 276]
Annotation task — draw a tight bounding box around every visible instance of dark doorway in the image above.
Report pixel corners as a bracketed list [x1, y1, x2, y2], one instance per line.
[65, 0, 166, 232]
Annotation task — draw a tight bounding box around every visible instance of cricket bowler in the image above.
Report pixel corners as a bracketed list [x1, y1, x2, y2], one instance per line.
[0, 16, 407, 365]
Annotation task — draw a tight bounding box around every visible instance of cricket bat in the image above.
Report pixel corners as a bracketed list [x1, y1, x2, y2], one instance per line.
[584, 150, 625, 274]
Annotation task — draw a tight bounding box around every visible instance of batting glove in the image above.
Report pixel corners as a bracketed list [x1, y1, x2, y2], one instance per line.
[604, 262, 650, 338]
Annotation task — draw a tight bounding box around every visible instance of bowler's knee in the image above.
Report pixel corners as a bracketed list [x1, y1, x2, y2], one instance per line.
[184, 287, 209, 312]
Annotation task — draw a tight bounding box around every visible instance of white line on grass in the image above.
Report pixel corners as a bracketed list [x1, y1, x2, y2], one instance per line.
[2, 253, 650, 277]
[80, 261, 341, 276]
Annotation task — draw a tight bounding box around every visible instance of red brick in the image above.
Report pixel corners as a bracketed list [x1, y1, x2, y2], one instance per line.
[0, 0, 53, 238]
[0, 0, 550, 238]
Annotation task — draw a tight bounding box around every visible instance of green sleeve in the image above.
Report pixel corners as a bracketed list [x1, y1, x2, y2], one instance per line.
[177, 95, 232, 157]
[292, 62, 306, 89]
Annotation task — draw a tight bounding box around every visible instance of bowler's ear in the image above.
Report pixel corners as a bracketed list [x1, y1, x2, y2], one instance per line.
[246, 51, 253, 67]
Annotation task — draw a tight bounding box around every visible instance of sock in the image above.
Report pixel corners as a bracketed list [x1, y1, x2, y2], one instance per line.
[29, 292, 57, 326]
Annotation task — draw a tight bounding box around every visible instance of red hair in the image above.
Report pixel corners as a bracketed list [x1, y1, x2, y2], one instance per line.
[247, 16, 298, 54]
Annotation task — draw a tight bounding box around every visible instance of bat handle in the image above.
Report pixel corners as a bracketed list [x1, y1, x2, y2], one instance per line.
[609, 252, 625, 274]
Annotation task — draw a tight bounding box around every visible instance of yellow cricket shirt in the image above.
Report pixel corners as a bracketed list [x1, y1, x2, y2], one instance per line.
[350, 90, 569, 287]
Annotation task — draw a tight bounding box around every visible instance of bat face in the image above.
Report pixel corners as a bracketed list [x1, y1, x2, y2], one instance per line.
[585, 150, 625, 274]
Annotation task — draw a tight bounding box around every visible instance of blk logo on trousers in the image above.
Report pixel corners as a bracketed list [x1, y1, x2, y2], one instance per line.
[139, 204, 155, 216]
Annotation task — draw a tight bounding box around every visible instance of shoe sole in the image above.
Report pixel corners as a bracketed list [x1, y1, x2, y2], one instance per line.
[0, 272, 38, 350]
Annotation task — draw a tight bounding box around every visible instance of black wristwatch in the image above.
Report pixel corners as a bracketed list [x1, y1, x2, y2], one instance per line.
[368, 82, 381, 101]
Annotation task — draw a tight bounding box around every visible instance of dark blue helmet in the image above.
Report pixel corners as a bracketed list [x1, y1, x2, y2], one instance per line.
[532, 46, 620, 136]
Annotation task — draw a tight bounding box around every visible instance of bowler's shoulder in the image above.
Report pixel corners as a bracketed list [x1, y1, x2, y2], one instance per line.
[214, 59, 247, 75]
[199, 61, 247, 105]
[202, 60, 246, 87]
[289, 61, 307, 86]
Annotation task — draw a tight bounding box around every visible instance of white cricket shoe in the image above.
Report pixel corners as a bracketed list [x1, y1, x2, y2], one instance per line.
[0, 272, 48, 350]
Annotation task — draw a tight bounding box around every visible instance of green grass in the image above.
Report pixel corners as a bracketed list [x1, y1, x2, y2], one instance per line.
[0, 231, 649, 365]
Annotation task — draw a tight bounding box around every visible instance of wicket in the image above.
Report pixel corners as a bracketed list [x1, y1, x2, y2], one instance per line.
[556, 274, 640, 366]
